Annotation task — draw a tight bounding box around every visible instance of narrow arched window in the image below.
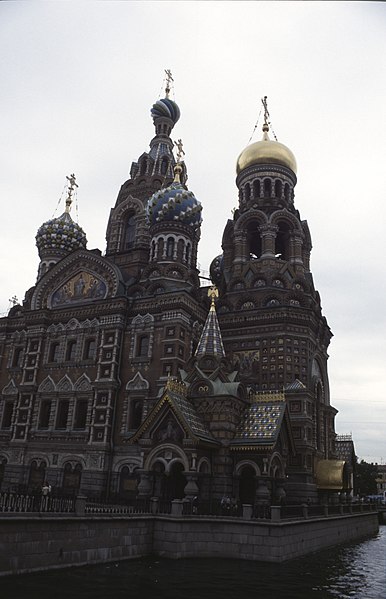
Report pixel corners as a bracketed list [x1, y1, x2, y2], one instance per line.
[124, 215, 136, 249]
[166, 237, 175, 258]
[275, 180, 282, 199]
[253, 180, 261, 199]
[137, 335, 149, 358]
[84, 338, 96, 360]
[244, 184, 251, 201]
[264, 178, 271, 198]
[56, 400, 69, 429]
[246, 220, 262, 260]
[39, 400, 51, 429]
[161, 157, 169, 175]
[74, 400, 88, 429]
[66, 340, 77, 362]
[49, 342, 60, 363]
[2, 402, 13, 429]
[185, 244, 191, 265]
[275, 222, 291, 261]
[129, 399, 143, 429]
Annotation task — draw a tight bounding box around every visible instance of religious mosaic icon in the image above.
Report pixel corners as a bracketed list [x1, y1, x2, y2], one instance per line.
[51, 272, 107, 307]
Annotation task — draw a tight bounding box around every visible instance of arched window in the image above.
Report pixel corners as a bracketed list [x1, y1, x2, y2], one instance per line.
[84, 338, 96, 360]
[253, 180, 261, 199]
[124, 215, 136, 249]
[185, 244, 191, 265]
[56, 400, 69, 429]
[74, 400, 88, 429]
[66, 340, 77, 362]
[63, 463, 82, 495]
[264, 178, 271, 198]
[246, 220, 262, 259]
[137, 335, 149, 358]
[28, 460, 46, 493]
[166, 237, 175, 259]
[2, 402, 14, 429]
[129, 399, 143, 430]
[244, 184, 251, 202]
[239, 465, 256, 504]
[49, 342, 60, 363]
[177, 239, 184, 261]
[275, 180, 282, 199]
[150, 240, 156, 261]
[39, 400, 51, 429]
[284, 183, 290, 201]
[275, 222, 291, 261]
[12, 347, 23, 368]
[161, 157, 169, 175]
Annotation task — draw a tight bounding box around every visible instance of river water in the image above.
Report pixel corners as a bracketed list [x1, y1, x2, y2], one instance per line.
[3, 526, 386, 599]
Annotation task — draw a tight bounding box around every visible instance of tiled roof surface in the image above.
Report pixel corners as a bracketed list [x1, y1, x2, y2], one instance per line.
[232, 394, 286, 447]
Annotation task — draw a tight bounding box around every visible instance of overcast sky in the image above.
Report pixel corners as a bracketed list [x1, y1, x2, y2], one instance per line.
[1, 1, 386, 464]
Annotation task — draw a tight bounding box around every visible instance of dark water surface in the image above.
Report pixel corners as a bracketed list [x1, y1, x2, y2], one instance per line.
[2, 527, 386, 599]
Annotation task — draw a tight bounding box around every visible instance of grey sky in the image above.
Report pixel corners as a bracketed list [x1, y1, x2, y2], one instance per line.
[1, 1, 385, 463]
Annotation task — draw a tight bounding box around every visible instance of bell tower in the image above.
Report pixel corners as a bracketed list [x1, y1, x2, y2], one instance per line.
[210, 97, 336, 501]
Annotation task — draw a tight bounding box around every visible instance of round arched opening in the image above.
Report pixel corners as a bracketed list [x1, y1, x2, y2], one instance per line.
[239, 465, 256, 505]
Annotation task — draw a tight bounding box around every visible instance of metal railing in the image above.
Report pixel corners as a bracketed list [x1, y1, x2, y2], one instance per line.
[0, 491, 377, 521]
[0, 491, 75, 514]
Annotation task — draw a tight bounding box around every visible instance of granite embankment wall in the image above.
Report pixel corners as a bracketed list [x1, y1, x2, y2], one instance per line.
[0, 512, 379, 576]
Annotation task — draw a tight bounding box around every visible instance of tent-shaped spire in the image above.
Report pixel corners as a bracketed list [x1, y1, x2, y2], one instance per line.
[195, 286, 225, 359]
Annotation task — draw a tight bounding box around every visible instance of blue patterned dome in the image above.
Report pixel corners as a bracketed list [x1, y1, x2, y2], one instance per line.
[151, 97, 180, 124]
[36, 211, 87, 256]
[210, 254, 224, 285]
[147, 179, 202, 227]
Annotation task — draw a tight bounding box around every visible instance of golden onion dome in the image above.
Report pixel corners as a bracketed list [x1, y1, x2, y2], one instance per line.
[236, 124, 297, 175]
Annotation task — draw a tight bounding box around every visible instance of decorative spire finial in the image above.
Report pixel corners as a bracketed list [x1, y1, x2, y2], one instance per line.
[164, 69, 174, 99]
[208, 285, 219, 311]
[65, 173, 78, 214]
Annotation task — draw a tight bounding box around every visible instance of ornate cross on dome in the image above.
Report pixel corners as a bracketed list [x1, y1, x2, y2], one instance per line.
[164, 69, 174, 98]
[262, 95, 270, 129]
[174, 138, 185, 163]
[65, 173, 78, 213]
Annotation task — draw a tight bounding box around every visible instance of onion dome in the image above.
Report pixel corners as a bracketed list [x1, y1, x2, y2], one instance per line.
[210, 254, 224, 286]
[237, 123, 297, 175]
[36, 174, 87, 258]
[36, 212, 87, 256]
[151, 98, 180, 125]
[147, 164, 202, 227]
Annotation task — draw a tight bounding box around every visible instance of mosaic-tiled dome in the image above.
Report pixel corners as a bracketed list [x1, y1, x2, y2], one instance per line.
[210, 254, 224, 285]
[147, 177, 202, 227]
[36, 211, 87, 256]
[151, 97, 180, 125]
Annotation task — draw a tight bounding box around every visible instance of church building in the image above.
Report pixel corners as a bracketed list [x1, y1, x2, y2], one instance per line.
[0, 79, 348, 506]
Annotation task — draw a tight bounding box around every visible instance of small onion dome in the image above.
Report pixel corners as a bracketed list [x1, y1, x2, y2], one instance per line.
[236, 125, 297, 175]
[36, 211, 87, 256]
[210, 254, 224, 285]
[147, 169, 202, 227]
[151, 97, 180, 125]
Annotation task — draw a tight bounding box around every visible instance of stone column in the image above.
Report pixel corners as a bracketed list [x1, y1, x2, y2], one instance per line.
[137, 470, 152, 498]
[274, 478, 286, 505]
[255, 476, 271, 518]
[183, 472, 199, 500]
[260, 225, 278, 259]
